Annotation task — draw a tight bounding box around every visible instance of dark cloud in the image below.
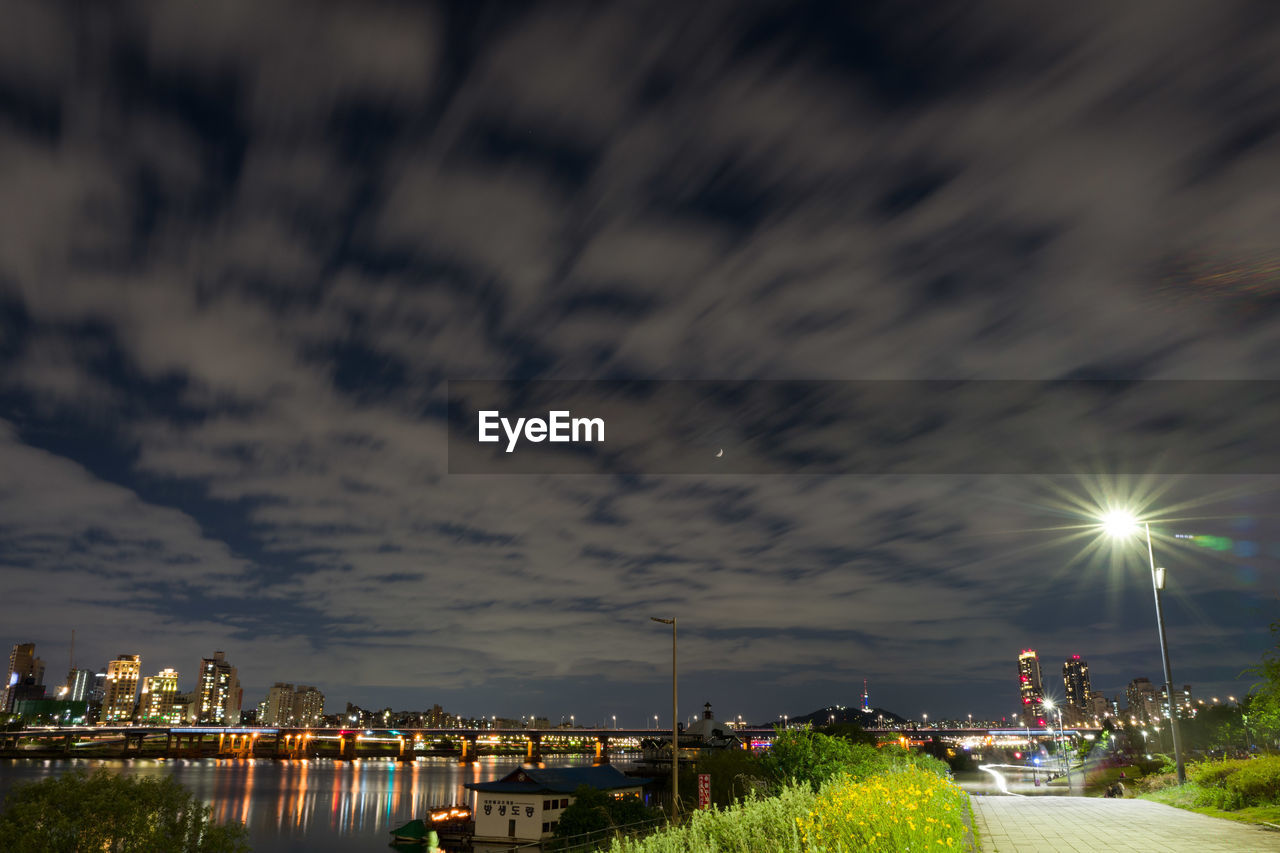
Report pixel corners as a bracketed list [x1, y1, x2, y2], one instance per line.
[0, 0, 1277, 723]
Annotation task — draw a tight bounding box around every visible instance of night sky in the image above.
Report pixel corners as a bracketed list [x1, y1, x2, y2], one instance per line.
[1, 0, 1279, 727]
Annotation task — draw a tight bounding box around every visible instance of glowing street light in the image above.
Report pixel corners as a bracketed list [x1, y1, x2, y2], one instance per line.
[1043, 699, 1069, 785]
[1102, 509, 1186, 784]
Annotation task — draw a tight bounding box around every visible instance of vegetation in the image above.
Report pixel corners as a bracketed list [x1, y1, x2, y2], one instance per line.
[546, 787, 664, 852]
[608, 782, 813, 853]
[798, 766, 971, 852]
[608, 769, 970, 853]
[1134, 628, 1280, 824]
[0, 768, 250, 853]
[1246, 618, 1280, 747]
[607, 727, 971, 853]
[759, 727, 949, 792]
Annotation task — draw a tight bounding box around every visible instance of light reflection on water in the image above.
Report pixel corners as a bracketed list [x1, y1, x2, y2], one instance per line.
[0, 754, 616, 852]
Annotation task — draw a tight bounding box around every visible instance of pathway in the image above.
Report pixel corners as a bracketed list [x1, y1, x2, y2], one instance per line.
[970, 795, 1280, 852]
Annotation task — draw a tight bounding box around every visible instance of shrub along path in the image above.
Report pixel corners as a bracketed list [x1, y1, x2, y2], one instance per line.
[970, 795, 1280, 852]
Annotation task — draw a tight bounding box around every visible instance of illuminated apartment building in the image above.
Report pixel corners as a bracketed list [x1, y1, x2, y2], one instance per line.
[139, 668, 181, 724]
[103, 655, 142, 722]
[1062, 655, 1092, 723]
[197, 651, 242, 725]
[1018, 649, 1044, 726]
[292, 686, 325, 727]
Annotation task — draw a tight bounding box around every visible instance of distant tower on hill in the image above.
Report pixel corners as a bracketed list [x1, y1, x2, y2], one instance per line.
[862, 679, 870, 711]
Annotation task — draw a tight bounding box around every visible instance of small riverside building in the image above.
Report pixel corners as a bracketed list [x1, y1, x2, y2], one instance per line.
[465, 765, 647, 844]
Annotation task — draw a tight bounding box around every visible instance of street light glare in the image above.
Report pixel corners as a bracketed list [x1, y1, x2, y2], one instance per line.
[1100, 509, 1140, 538]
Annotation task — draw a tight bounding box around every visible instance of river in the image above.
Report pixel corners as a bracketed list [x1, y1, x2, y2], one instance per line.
[0, 754, 625, 851]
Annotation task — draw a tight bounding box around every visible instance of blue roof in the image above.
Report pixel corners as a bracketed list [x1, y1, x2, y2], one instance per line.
[465, 765, 650, 794]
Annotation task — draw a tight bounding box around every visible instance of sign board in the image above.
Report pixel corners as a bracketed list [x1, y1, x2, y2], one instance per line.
[697, 773, 710, 809]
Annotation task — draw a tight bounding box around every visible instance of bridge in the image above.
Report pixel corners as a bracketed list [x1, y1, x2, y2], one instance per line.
[0, 724, 1097, 762]
[0, 725, 776, 763]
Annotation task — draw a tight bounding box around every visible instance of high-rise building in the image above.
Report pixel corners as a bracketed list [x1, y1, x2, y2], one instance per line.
[197, 652, 241, 725]
[103, 655, 142, 722]
[1087, 691, 1111, 723]
[1158, 683, 1194, 718]
[1062, 655, 1092, 718]
[262, 683, 295, 726]
[1126, 677, 1160, 724]
[4, 643, 45, 712]
[65, 668, 94, 702]
[1018, 649, 1045, 725]
[292, 686, 324, 727]
[139, 669, 181, 724]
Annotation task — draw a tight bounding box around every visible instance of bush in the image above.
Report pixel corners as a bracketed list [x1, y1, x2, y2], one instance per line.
[0, 769, 250, 853]
[1186, 755, 1280, 810]
[547, 787, 664, 851]
[760, 727, 952, 794]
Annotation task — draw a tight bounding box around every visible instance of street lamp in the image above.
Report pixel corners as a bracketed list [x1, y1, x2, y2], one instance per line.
[651, 616, 678, 816]
[1101, 510, 1186, 784]
[1043, 699, 1069, 786]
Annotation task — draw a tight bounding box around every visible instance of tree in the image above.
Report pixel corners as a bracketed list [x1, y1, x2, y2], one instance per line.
[0, 769, 250, 853]
[685, 748, 768, 807]
[1246, 617, 1280, 747]
[760, 726, 886, 791]
[547, 787, 662, 851]
[817, 721, 878, 745]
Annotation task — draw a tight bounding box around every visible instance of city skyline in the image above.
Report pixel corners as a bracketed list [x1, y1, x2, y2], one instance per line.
[0, 635, 1251, 726]
[0, 1, 1277, 725]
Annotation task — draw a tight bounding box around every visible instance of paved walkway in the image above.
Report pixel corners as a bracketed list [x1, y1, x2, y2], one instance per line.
[970, 795, 1280, 852]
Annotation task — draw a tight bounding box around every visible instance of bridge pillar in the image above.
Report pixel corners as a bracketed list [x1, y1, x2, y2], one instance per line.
[595, 736, 610, 764]
[397, 735, 416, 762]
[62, 733, 73, 755]
[458, 734, 477, 764]
[526, 733, 542, 763]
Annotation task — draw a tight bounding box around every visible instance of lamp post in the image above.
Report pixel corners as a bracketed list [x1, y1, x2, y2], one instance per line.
[1043, 699, 1069, 786]
[1101, 511, 1186, 784]
[651, 616, 678, 816]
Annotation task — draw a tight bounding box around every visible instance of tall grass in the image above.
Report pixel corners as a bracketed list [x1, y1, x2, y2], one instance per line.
[800, 767, 971, 852]
[608, 783, 813, 853]
[608, 768, 971, 853]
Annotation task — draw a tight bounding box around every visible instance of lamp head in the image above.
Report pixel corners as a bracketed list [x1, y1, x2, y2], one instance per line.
[650, 617, 674, 624]
[1100, 509, 1141, 538]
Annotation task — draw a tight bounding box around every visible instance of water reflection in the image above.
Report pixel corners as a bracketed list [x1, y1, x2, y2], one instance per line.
[0, 755, 608, 852]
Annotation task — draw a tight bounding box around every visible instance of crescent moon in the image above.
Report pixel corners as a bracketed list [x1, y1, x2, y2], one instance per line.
[715, 449, 723, 457]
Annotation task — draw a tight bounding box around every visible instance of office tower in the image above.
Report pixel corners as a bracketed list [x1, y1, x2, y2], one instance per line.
[292, 686, 325, 727]
[103, 655, 142, 722]
[197, 651, 241, 725]
[1063, 655, 1092, 718]
[262, 683, 295, 726]
[1018, 649, 1045, 725]
[140, 668, 181, 724]
[4, 643, 46, 712]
